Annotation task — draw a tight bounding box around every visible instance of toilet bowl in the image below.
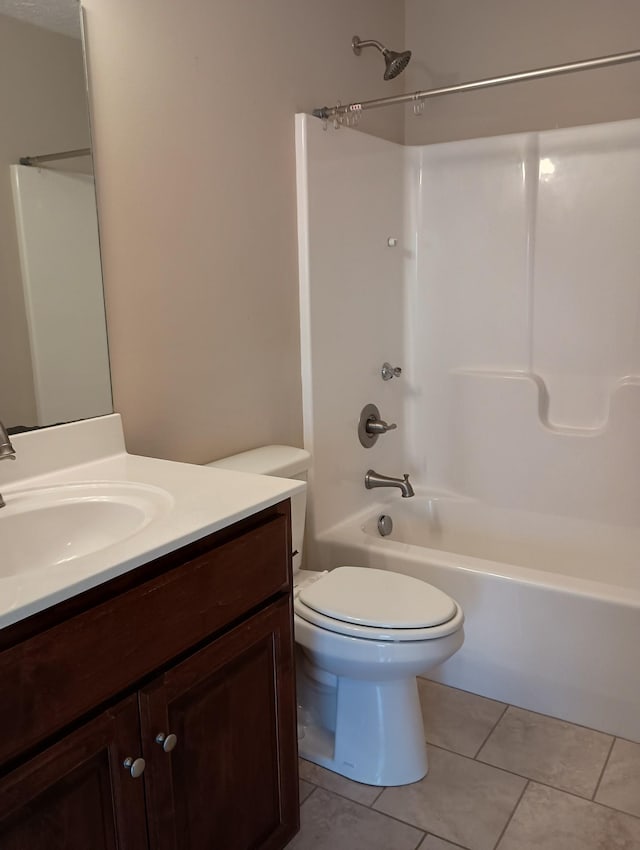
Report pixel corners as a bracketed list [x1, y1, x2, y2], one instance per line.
[207, 447, 464, 786]
[294, 566, 464, 785]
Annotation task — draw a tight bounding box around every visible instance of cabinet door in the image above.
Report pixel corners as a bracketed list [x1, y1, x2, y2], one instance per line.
[0, 695, 148, 850]
[139, 596, 299, 850]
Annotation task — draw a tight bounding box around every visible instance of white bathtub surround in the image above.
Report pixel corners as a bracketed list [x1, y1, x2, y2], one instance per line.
[296, 114, 640, 742]
[410, 118, 640, 521]
[295, 114, 406, 539]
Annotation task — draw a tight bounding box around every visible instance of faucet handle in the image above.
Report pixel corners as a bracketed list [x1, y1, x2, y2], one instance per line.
[358, 403, 398, 447]
[365, 418, 397, 435]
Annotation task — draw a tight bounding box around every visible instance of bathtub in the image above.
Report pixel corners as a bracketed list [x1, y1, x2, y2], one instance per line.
[311, 492, 640, 742]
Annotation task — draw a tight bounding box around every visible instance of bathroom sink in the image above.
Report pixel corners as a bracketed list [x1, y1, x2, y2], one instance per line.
[0, 482, 173, 578]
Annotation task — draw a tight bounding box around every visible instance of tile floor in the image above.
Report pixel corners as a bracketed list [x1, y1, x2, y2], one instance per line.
[289, 678, 640, 850]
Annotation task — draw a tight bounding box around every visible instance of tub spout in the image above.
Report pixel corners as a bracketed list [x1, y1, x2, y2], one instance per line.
[365, 469, 415, 498]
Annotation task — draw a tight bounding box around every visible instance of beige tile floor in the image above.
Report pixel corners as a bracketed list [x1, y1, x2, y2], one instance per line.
[289, 678, 640, 850]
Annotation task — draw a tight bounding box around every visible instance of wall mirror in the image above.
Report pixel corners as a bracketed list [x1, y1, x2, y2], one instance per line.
[0, 0, 112, 432]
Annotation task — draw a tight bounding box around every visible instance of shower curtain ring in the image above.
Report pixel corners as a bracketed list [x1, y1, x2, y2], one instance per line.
[334, 101, 343, 130]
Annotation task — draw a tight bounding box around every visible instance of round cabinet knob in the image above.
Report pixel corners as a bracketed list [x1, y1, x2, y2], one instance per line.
[123, 756, 146, 778]
[155, 732, 178, 753]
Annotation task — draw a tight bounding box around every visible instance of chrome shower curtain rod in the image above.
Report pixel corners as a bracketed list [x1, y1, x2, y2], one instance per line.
[19, 148, 91, 167]
[312, 48, 640, 122]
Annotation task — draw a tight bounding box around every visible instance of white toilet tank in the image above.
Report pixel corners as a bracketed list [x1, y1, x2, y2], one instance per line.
[206, 445, 311, 573]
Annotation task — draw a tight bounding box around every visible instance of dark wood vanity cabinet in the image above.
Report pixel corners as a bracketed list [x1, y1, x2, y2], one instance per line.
[0, 501, 299, 850]
[0, 695, 148, 850]
[140, 597, 296, 850]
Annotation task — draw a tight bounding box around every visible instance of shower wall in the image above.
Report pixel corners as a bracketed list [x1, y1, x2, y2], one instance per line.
[297, 115, 640, 550]
[407, 118, 640, 526]
[296, 114, 406, 540]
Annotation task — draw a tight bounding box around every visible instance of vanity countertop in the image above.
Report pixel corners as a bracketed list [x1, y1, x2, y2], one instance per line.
[0, 415, 304, 630]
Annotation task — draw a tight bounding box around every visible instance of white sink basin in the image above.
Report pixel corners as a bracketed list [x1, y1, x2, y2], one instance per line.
[0, 482, 173, 578]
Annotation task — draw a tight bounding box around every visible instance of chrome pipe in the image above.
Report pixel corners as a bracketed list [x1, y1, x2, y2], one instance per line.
[0, 421, 16, 510]
[19, 148, 92, 167]
[0, 422, 15, 461]
[352, 37, 386, 55]
[313, 48, 640, 121]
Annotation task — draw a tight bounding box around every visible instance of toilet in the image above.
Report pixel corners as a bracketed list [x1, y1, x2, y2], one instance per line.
[208, 446, 464, 787]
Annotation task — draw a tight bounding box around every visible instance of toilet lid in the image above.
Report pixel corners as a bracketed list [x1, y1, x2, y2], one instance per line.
[297, 566, 457, 629]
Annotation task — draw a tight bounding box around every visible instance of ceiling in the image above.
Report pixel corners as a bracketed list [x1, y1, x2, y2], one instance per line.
[0, 0, 81, 38]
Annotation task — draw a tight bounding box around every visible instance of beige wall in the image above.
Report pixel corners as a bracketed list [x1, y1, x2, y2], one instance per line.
[404, 0, 640, 144]
[82, 0, 405, 463]
[82, 0, 640, 463]
[0, 14, 91, 427]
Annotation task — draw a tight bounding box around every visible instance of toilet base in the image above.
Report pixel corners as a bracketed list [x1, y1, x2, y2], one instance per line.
[298, 670, 428, 786]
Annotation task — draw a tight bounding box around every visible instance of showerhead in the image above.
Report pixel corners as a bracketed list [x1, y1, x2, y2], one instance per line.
[383, 48, 412, 80]
[352, 35, 412, 80]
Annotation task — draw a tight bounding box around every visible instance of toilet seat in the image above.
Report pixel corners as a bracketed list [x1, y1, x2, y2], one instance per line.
[294, 566, 463, 642]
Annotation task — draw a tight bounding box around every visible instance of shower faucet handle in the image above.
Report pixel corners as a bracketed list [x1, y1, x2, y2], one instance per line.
[358, 403, 398, 447]
[365, 418, 397, 435]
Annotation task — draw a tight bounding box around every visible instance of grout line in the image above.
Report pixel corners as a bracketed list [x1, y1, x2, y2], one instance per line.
[473, 703, 510, 759]
[612, 734, 640, 746]
[368, 793, 443, 833]
[586, 793, 640, 821]
[367, 806, 433, 835]
[423, 832, 472, 850]
[419, 676, 507, 710]
[471, 750, 589, 804]
[428, 743, 640, 820]
[430, 742, 528, 784]
[301, 733, 640, 838]
[303, 784, 395, 817]
[591, 736, 616, 801]
[486, 701, 617, 739]
[524, 776, 640, 824]
[298, 779, 317, 805]
[412, 830, 427, 850]
[299, 784, 318, 807]
[301, 749, 640, 846]
[298, 762, 384, 809]
[423, 677, 626, 740]
[493, 779, 530, 850]
[370, 786, 387, 808]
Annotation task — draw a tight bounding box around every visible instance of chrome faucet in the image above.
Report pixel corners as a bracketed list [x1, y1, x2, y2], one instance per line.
[365, 469, 415, 498]
[0, 421, 16, 508]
